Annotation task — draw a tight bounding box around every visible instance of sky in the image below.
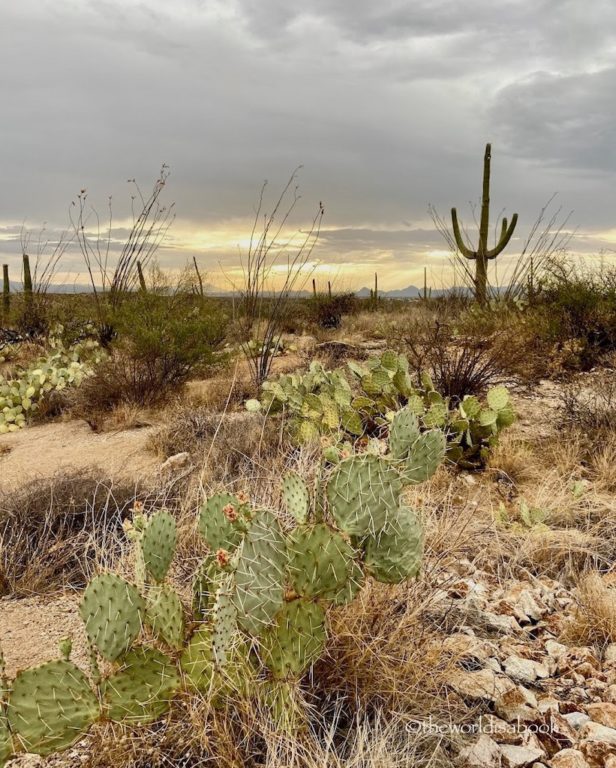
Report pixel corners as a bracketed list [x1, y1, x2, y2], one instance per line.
[0, 0, 615, 291]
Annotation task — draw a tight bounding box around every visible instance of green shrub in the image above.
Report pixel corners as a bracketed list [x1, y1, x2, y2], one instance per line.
[75, 294, 228, 409]
[308, 293, 356, 329]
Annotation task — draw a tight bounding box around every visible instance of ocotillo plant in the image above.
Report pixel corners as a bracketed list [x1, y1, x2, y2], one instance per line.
[451, 144, 518, 305]
[2, 265, 9, 321]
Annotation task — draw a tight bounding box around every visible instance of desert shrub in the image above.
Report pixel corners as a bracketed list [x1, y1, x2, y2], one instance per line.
[530, 263, 616, 371]
[0, 472, 142, 596]
[308, 293, 356, 329]
[560, 371, 616, 435]
[74, 293, 228, 410]
[151, 407, 282, 485]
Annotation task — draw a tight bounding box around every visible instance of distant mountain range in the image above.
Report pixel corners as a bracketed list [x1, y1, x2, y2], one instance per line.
[355, 284, 452, 299]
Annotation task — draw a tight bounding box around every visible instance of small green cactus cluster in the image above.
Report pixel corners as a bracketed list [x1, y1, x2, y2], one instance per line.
[0, 508, 183, 763]
[0, 409, 444, 763]
[247, 351, 514, 468]
[0, 333, 103, 434]
[246, 361, 362, 442]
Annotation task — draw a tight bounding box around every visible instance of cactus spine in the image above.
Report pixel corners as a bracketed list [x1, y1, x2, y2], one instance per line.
[451, 143, 518, 305]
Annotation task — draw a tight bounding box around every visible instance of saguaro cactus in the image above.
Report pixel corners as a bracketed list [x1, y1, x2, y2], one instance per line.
[451, 144, 518, 305]
[2, 265, 9, 320]
[22, 254, 33, 302]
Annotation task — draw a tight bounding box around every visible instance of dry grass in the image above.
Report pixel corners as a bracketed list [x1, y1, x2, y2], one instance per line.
[0, 472, 159, 596]
[563, 572, 616, 647]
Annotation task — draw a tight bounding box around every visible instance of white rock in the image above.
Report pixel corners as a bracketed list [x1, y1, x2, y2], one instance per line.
[504, 656, 538, 684]
[458, 734, 502, 767]
[545, 639, 568, 659]
[580, 720, 616, 744]
[563, 711, 590, 731]
[550, 748, 591, 768]
[500, 743, 545, 767]
[450, 669, 516, 703]
[605, 644, 616, 664]
[160, 451, 192, 472]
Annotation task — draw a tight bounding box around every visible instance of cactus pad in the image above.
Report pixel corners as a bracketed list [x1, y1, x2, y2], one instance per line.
[287, 523, 355, 598]
[192, 554, 222, 621]
[140, 510, 176, 583]
[487, 385, 510, 412]
[281, 472, 310, 524]
[260, 599, 326, 679]
[326, 454, 402, 536]
[365, 506, 423, 583]
[79, 574, 145, 661]
[198, 492, 243, 551]
[233, 510, 287, 636]
[212, 580, 237, 669]
[0, 715, 10, 766]
[401, 429, 445, 484]
[388, 407, 421, 460]
[102, 647, 180, 724]
[145, 585, 184, 650]
[328, 559, 364, 605]
[8, 660, 99, 755]
[180, 627, 214, 693]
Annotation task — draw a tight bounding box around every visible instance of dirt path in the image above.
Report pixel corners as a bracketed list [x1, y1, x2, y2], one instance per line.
[0, 420, 160, 494]
[0, 594, 87, 677]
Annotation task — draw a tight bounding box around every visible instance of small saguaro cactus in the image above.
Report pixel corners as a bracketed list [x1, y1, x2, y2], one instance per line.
[451, 143, 518, 305]
[22, 254, 33, 304]
[2, 265, 9, 321]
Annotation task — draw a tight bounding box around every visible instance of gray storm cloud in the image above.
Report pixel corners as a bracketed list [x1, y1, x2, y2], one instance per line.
[0, 0, 614, 287]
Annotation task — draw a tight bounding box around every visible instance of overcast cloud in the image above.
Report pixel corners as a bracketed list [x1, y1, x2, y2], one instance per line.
[0, 0, 614, 289]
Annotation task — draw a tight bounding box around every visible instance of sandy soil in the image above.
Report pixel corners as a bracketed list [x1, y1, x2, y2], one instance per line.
[0, 594, 87, 677]
[0, 420, 160, 494]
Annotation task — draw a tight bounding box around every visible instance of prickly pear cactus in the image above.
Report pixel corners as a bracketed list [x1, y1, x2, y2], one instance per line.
[0, 715, 10, 767]
[145, 584, 184, 649]
[7, 660, 99, 755]
[233, 510, 287, 636]
[79, 574, 145, 661]
[212, 580, 238, 669]
[281, 472, 310, 524]
[181, 626, 214, 693]
[326, 454, 402, 536]
[101, 647, 180, 724]
[259, 600, 326, 679]
[286, 523, 355, 598]
[364, 506, 423, 583]
[198, 492, 244, 551]
[401, 429, 446, 484]
[140, 509, 176, 583]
